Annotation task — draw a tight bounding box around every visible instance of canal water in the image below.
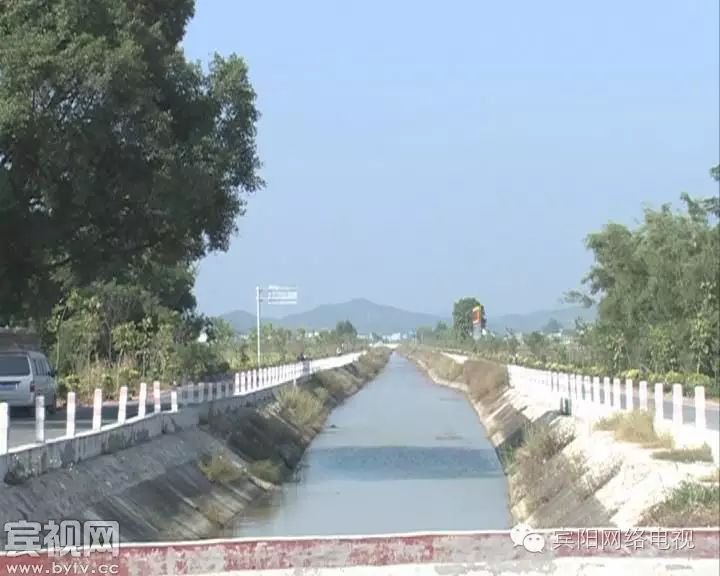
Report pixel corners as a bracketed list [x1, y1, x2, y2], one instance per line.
[229, 353, 511, 537]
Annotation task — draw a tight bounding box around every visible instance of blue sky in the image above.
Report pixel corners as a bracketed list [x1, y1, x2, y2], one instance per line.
[183, 0, 719, 318]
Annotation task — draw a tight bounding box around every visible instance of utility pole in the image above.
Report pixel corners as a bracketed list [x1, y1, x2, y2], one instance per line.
[256, 285, 261, 367]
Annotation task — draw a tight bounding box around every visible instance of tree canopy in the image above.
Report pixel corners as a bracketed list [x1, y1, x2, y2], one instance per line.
[0, 0, 262, 324]
[452, 297, 484, 340]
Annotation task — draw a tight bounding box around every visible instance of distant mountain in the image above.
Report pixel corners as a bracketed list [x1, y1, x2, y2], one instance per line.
[486, 306, 596, 335]
[220, 309, 258, 334]
[220, 298, 445, 335]
[219, 300, 597, 336]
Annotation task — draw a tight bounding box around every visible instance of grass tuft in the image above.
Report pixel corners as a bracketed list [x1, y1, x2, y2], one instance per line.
[512, 422, 577, 508]
[594, 411, 661, 445]
[246, 459, 286, 484]
[198, 453, 246, 484]
[276, 387, 325, 429]
[651, 445, 714, 463]
[641, 481, 720, 527]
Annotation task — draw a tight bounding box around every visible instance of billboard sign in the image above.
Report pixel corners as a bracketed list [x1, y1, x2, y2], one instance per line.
[265, 285, 298, 305]
[472, 306, 482, 326]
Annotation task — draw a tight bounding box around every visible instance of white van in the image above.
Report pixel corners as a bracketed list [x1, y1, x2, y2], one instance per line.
[0, 351, 58, 414]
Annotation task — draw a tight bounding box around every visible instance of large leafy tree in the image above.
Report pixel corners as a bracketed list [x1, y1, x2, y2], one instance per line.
[452, 297, 482, 341]
[0, 0, 262, 324]
[566, 166, 719, 376]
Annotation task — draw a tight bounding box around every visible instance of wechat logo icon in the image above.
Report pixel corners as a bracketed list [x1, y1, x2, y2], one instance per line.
[510, 523, 546, 553]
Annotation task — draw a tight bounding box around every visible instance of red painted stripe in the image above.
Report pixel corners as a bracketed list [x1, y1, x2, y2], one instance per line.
[0, 530, 717, 575]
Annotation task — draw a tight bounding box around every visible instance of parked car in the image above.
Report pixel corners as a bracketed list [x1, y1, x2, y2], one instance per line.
[0, 350, 58, 415]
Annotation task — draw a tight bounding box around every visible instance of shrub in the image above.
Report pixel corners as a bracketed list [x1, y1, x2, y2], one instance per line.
[620, 369, 641, 381]
[247, 459, 286, 484]
[276, 387, 325, 429]
[198, 453, 245, 484]
[594, 411, 661, 445]
[463, 359, 508, 403]
[513, 423, 575, 497]
[641, 482, 720, 527]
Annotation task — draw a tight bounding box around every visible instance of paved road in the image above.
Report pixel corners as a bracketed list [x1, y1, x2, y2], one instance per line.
[6, 381, 243, 449]
[6, 396, 178, 449]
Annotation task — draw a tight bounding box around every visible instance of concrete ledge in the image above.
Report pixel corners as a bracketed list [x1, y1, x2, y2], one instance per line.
[0, 529, 716, 575]
[1, 414, 165, 484]
[0, 380, 305, 486]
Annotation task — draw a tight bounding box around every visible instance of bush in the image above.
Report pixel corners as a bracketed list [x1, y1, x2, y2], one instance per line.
[247, 459, 286, 484]
[198, 453, 245, 484]
[620, 369, 641, 381]
[276, 387, 325, 429]
[512, 423, 576, 508]
[641, 481, 720, 527]
[594, 411, 663, 446]
[463, 359, 508, 403]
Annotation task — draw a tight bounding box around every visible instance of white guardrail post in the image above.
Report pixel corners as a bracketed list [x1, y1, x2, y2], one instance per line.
[592, 377, 600, 405]
[35, 395, 45, 443]
[603, 377, 611, 413]
[138, 382, 147, 418]
[234, 373, 240, 396]
[625, 379, 633, 411]
[118, 386, 128, 424]
[171, 390, 178, 413]
[92, 388, 102, 431]
[612, 378, 622, 411]
[153, 381, 161, 413]
[0, 402, 8, 455]
[672, 383, 683, 427]
[66, 392, 76, 438]
[654, 383, 664, 423]
[639, 381, 648, 411]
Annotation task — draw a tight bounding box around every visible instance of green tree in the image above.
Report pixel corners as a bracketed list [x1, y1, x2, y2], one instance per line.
[566, 167, 719, 377]
[335, 320, 358, 340]
[452, 297, 481, 341]
[542, 318, 563, 334]
[0, 0, 262, 324]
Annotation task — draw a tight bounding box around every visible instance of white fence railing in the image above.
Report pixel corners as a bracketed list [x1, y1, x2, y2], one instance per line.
[507, 365, 719, 464]
[0, 352, 364, 457]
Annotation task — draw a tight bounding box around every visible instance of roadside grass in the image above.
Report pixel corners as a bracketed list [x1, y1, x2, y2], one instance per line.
[512, 422, 577, 509]
[356, 348, 392, 376]
[593, 411, 672, 447]
[699, 469, 720, 484]
[641, 481, 720, 527]
[431, 354, 464, 381]
[651, 445, 714, 463]
[463, 359, 509, 403]
[247, 459, 287, 484]
[198, 453, 246, 484]
[276, 387, 325, 430]
[315, 369, 356, 398]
